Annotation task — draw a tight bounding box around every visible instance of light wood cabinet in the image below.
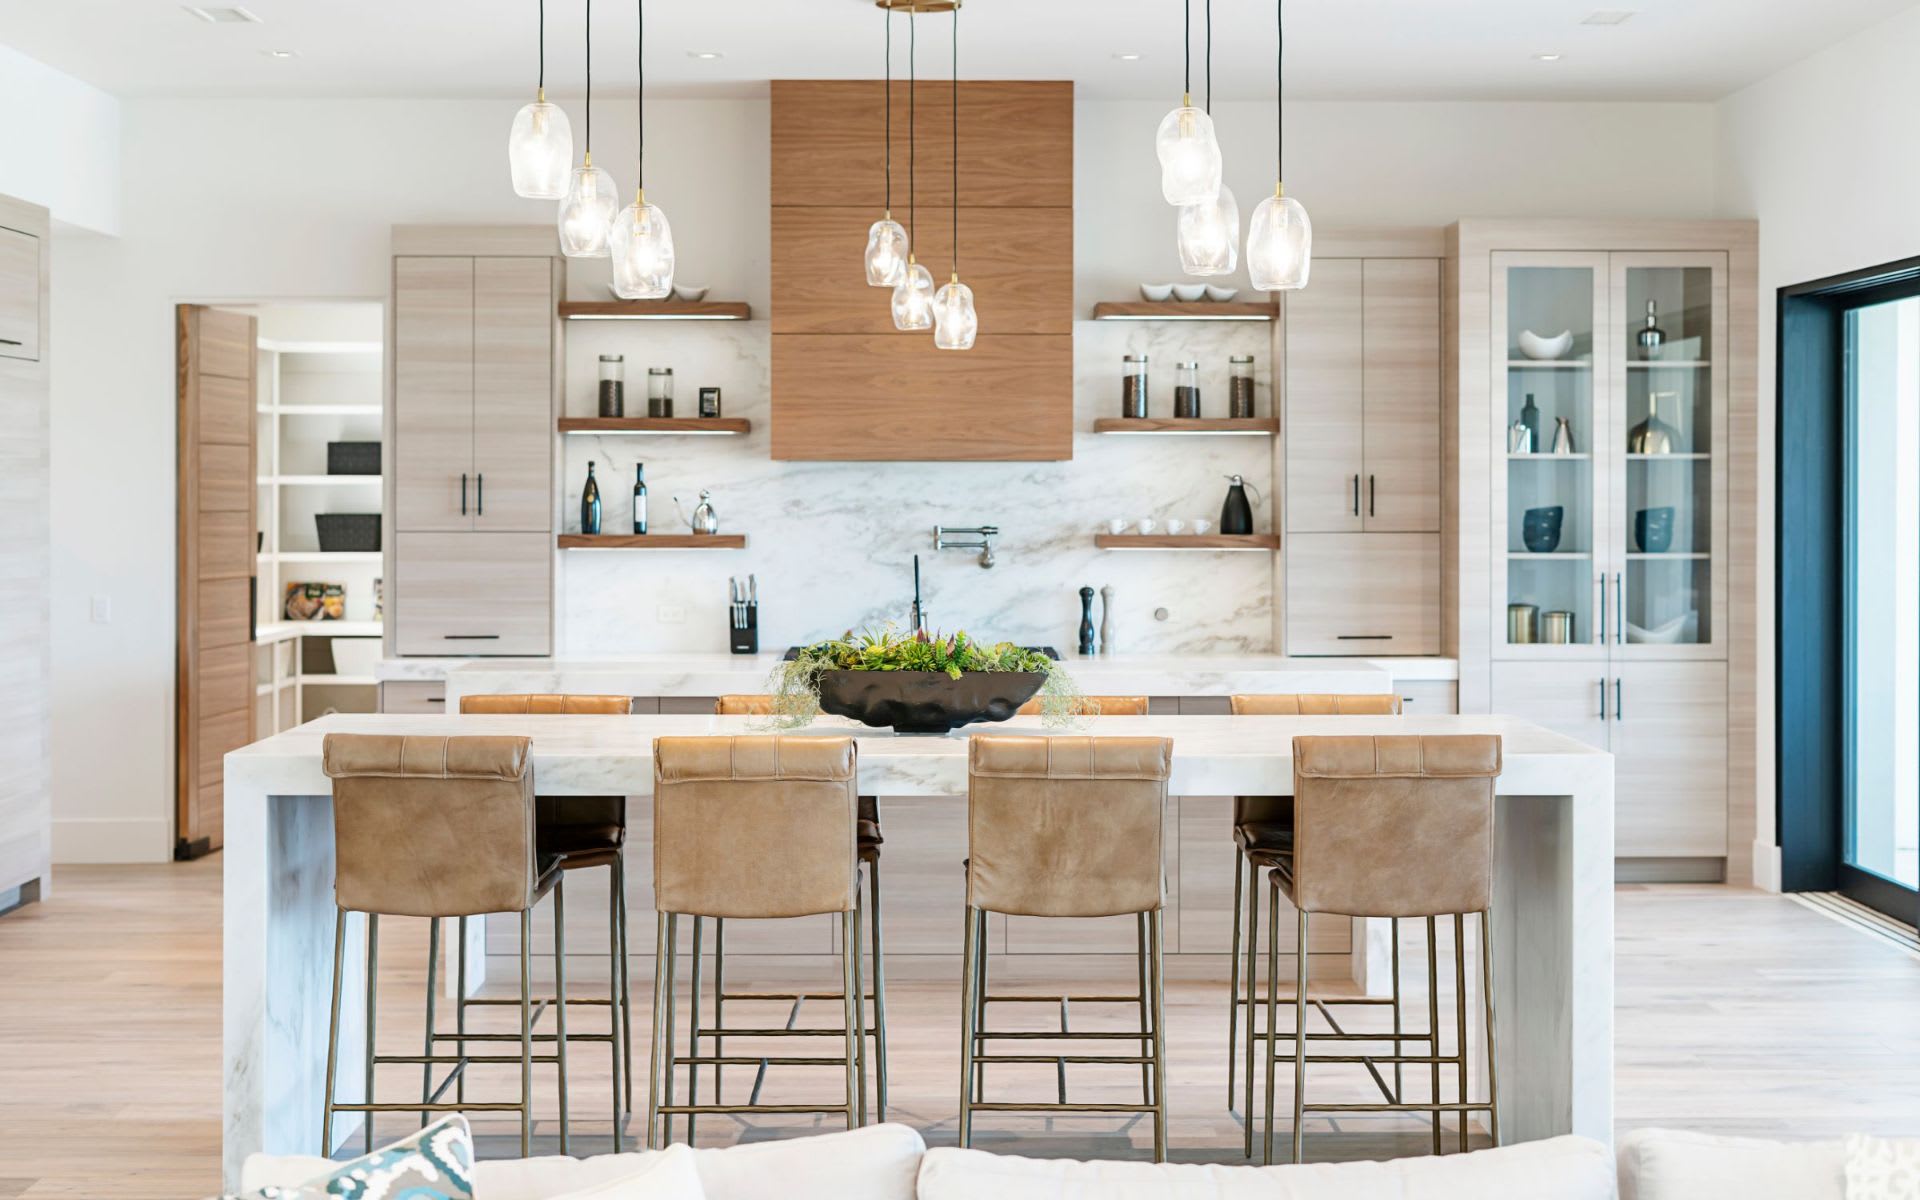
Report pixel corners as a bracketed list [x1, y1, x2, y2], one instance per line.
[1613, 661, 1728, 857]
[393, 257, 474, 531]
[1395, 680, 1458, 714]
[1490, 660, 1609, 752]
[1285, 532, 1441, 655]
[378, 681, 447, 714]
[393, 532, 552, 656]
[0, 224, 40, 362]
[1283, 259, 1364, 531]
[0, 195, 46, 903]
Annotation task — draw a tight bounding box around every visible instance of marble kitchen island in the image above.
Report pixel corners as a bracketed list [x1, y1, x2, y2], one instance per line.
[222, 711, 1610, 1183]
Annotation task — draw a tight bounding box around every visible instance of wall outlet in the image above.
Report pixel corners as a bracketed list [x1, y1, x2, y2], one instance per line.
[657, 604, 687, 624]
[90, 595, 112, 624]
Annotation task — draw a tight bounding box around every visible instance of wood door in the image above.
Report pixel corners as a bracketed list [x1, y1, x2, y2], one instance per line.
[0, 225, 40, 361]
[1613, 660, 1728, 857]
[393, 532, 551, 656]
[1361, 258, 1441, 532]
[0, 199, 47, 898]
[1284, 259, 1364, 531]
[393, 256, 474, 531]
[1489, 660, 1609, 752]
[472, 257, 554, 532]
[176, 305, 257, 857]
[1285, 532, 1439, 655]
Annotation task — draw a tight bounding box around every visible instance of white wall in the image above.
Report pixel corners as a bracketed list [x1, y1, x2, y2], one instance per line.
[1714, 1, 1920, 888]
[0, 45, 121, 235]
[50, 92, 1718, 861]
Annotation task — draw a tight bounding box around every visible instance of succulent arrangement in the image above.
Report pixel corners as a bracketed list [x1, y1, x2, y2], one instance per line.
[763, 624, 1083, 728]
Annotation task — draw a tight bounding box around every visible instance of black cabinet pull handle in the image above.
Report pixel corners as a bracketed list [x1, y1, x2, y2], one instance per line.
[476, 473, 484, 516]
[1599, 677, 1608, 721]
[1350, 474, 1360, 516]
[0, 337, 21, 346]
[1615, 677, 1624, 721]
[443, 634, 501, 641]
[1335, 634, 1392, 641]
[425, 697, 445, 704]
[460, 473, 468, 516]
[1368, 474, 1376, 517]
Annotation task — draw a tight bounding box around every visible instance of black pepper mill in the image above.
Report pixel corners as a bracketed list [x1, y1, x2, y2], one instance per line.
[1077, 586, 1096, 656]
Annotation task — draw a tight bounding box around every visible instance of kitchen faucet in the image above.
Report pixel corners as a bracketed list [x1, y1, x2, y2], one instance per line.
[934, 524, 999, 569]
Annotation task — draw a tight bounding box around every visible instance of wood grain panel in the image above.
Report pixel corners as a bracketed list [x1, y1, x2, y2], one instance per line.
[196, 576, 251, 650]
[1283, 259, 1364, 532]
[1361, 258, 1442, 533]
[393, 257, 475, 532]
[196, 643, 250, 721]
[1286, 532, 1441, 655]
[393, 531, 551, 656]
[0, 197, 46, 899]
[771, 206, 1071, 336]
[0, 225, 40, 361]
[198, 373, 253, 446]
[770, 335, 1071, 461]
[198, 509, 252, 579]
[1615, 661, 1728, 858]
[472, 257, 554, 532]
[771, 80, 1072, 209]
[197, 443, 251, 513]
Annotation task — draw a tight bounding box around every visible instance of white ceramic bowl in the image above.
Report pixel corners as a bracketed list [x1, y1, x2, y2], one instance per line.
[1139, 283, 1175, 302]
[673, 284, 709, 302]
[1205, 286, 1239, 302]
[1517, 329, 1574, 360]
[1171, 283, 1208, 302]
[1626, 611, 1698, 645]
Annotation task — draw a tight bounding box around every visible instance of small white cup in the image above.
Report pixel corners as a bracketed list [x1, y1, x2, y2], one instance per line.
[1106, 517, 1127, 535]
[1192, 518, 1213, 535]
[1137, 518, 1157, 535]
[1165, 518, 1187, 536]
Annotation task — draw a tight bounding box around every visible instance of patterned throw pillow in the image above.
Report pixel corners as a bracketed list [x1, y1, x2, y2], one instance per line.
[215, 1115, 475, 1200]
[1846, 1133, 1920, 1200]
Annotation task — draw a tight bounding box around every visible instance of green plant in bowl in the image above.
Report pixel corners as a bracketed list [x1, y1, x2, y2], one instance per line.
[764, 625, 1083, 730]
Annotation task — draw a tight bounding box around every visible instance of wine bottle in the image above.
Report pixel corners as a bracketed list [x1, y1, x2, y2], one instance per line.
[581, 461, 602, 536]
[632, 462, 648, 535]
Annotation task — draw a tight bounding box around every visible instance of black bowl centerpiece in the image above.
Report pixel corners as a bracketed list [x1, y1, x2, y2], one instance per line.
[766, 626, 1078, 734]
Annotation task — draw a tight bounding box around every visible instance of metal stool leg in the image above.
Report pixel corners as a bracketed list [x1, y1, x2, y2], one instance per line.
[686, 916, 702, 1144]
[609, 863, 625, 1153]
[646, 912, 671, 1150]
[852, 878, 869, 1125]
[1426, 916, 1441, 1154]
[841, 908, 861, 1131]
[662, 912, 678, 1146]
[1261, 876, 1280, 1165]
[553, 878, 570, 1156]
[1227, 850, 1243, 1110]
[322, 907, 347, 1155]
[455, 916, 468, 1105]
[364, 912, 380, 1156]
[712, 918, 725, 1109]
[1148, 908, 1168, 1164]
[867, 856, 890, 1121]
[1291, 907, 1309, 1165]
[421, 916, 440, 1127]
[518, 908, 534, 1157]
[957, 904, 980, 1148]
[1242, 859, 1261, 1157]
[1453, 912, 1468, 1153]
[617, 854, 633, 1118]
[1136, 912, 1152, 1105]
[1391, 917, 1403, 1107]
[1480, 909, 1501, 1147]
[972, 907, 988, 1104]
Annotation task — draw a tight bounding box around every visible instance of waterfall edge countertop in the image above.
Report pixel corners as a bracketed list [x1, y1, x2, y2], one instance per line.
[394, 653, 1449, 704]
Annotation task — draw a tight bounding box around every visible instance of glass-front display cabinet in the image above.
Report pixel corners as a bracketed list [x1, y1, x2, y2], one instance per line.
[1492, 250, 1728, 659]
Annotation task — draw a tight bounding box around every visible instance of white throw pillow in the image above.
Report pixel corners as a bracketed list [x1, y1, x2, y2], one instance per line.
[548, 1145, 704, 1200]
[919, 1135, 1614, 1200]
[1845, 1134, 1920, 1200]
[1615, 1128, 1845, 1200]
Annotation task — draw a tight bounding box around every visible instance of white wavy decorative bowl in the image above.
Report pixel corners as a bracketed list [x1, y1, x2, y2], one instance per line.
[1517, 329, 1574, 360]
[1140, 283, 1174, 302]
[1205, 285, 1239, 302]
[1171, 284, 1207, 302]
[673, 284, 708, 302]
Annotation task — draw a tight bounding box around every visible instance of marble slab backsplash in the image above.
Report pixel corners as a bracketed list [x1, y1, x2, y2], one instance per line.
[559, 319, 1277, 656]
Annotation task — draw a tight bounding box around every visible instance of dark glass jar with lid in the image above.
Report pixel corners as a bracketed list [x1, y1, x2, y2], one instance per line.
[597, 355, 625, 418]
[1121, 354, 1149, 419]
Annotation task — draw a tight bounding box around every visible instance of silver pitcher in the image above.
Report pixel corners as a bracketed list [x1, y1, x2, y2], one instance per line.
[675, 489, 720, 535]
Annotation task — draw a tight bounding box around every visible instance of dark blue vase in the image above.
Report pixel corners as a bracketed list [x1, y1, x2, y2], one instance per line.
[1635, 506, 1675, 554]
[1522, 506, 1564, 553]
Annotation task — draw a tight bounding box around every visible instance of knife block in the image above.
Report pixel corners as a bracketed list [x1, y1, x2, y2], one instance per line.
[729, 603, 758, 655]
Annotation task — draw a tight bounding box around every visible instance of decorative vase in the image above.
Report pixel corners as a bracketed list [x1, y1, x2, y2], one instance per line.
[1629, 392, 1681, 454]
[814, 669, 1047, 735]
[1635, 506, 1676, 554]
[1522, 506, 1565, 554]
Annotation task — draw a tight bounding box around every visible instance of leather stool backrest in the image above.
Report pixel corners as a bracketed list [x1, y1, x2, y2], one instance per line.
[652, 736, 859, 919]
[1014, 694, 1149, 717]
[714, 695, 777, 715]
[1291, 734, 1501, 918]
[1231, 693, 1402, 715]
[967, 735, 1173, 918]
[460, 693, 633, 715]
[322, 733, 536, 918]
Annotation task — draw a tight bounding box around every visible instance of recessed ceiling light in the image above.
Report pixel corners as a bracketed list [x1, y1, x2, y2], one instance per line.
[1533, 52, 1564, 62]
[1581, 10, 1636, 25]
[181, 5, 262, 22]
[687, 50, 723, 60]
[262, 48, 298, 59]
[1113, 52, 1143, 61]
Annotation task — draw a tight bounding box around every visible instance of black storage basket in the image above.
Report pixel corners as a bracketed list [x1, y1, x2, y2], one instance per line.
[314, 513, 381, 553]
[326, 441, 382, 476]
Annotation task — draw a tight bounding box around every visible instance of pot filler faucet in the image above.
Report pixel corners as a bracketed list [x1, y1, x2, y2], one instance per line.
[934, 525, 999, 569]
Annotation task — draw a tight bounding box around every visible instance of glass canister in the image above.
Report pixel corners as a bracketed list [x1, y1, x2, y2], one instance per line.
[1228, 355, 1255, 418]
[1121, 354, 1149, 419]
[1174, 361, 1201, 419]
[647, 367, 674, 418]
[597, 355, 625, 418]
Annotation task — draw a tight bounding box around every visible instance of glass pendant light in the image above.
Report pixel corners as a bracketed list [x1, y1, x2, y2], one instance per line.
[1155, 0, 1222, 206]
[508, 0, 573, 198]
[610, 0, 675, 298]
[933, 3, 977, 350]
[1175, 0, 1239, 276]
[891, 11, 934, 331]
[1248, 0, 1312, 290]
[864, 5, 909, 287]
[558, 0, 620, 258]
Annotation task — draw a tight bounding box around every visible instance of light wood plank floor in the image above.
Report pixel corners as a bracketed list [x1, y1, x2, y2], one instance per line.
[3, 865, 1920, 1197]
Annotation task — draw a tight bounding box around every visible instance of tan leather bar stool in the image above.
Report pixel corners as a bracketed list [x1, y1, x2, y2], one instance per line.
[320, 733, 561, 1158]
[456, 693, 635, 1150]
[959, 734, 1174, 1161]
[1225, 691, 1402, 1155]
[1256, 734, 1503, 1164]
[647, 735, 868, 1148]
[709, 695, 889, 1125]
[1013, 694, 1149, 716]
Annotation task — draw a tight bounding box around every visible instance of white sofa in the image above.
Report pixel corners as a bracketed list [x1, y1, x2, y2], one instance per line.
[245, 1123, 1909, 1199]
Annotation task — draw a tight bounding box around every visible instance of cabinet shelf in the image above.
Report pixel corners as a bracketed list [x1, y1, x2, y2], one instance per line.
[1626, 452, 1710, 461]
[1090, 300, 1277, 322]
[1626, 361, 1710, 370]
[1505, 360, 1591, 370]
[257, 404, 383, 416]
[1627, 551, 1710, 560]
[559, 417, 751, 436]
[259, 474, 382, 487]
[1095, 534, 1279, 551]
[559, 534, 748, 550]
[1508, 452, 1591, 461]
[558, 300, 752, 321]
[1505, 551, 1592, 560]
[260, 551, 382, 564]
[1092, 417, 1277, 436]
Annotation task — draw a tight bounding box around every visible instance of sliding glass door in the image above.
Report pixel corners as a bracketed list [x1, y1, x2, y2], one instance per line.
[1844, 294, 1920, 920]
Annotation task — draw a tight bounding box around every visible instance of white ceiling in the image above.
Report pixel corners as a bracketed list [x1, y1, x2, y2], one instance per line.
[1, 0, 1912, 102]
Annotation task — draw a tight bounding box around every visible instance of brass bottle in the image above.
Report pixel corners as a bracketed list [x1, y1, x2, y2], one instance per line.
[1628, 391, 1679, 454]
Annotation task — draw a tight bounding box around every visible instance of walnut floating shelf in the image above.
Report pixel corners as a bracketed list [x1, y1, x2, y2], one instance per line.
[559, 534, 748, 549]
[558, 300, 753, 321]
[559, 417, 752, 436]
[1095, 534, 1280, 551]
[1091, 301, 1277, 322]
[1092, 417, 1278, 436]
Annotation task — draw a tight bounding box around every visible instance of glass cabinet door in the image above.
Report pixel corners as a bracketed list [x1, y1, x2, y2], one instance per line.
[1492, 253, 1609, 658]
[1609, 254, 1728, 655]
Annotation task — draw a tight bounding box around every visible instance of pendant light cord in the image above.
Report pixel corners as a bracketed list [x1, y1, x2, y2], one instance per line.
[883, 6, 892, 212]
[1204, 0, 1211, 112]
[583, 0, 592, 155]
[907, 10, 917, 251]
[635, 0, 644, 192]
[1183, 0, 1191, 100]
[1276, 0, 1284, 184]
[538, 0, 546, 90]
[950, 3, 958, 279]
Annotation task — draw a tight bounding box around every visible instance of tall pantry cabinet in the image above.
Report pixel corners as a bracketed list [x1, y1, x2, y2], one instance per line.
[386, 229, 559, 658]
[1448, 220, 1758, 882]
